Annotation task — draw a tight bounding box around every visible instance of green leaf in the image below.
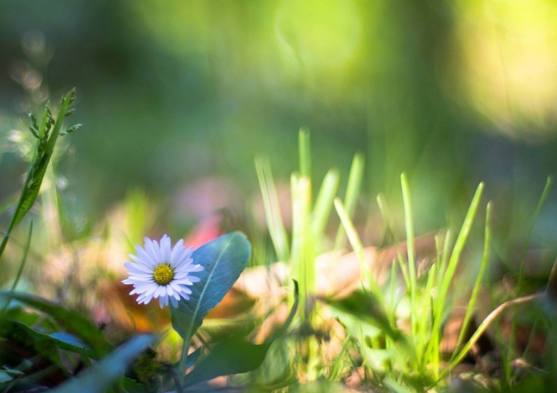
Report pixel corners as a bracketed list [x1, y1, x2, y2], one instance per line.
[184, 337, 269, 387]
[0, 291, 112, 356]
[171, 232, 251, 339]
[51, 335, 155, 393]
[183, 281, 298, 387]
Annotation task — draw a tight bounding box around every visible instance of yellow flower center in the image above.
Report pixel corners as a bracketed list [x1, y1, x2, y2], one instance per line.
[153, 263, 174, 285]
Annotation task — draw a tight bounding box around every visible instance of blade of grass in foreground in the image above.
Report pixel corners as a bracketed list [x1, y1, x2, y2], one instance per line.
[334, 198, 376, 295]
[255, 157, 289, 262]
[429, 182, 484, 376]
[452, 201, 492, 358]
[334, 154, 364, 250]
[290, 174, 314, 321]
[400, 173, 417, 338]
[298, 127, 311, 178]
[312, 169, 339, 241]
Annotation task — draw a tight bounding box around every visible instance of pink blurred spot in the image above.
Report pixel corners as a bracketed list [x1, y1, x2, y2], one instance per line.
[185, 216, 221, 249]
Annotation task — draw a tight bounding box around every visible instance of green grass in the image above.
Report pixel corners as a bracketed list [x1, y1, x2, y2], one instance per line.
[2, 122, 556, 392]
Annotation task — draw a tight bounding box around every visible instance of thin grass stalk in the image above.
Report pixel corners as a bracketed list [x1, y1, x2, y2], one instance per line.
[298, 128, 311, 179]
[517, 176, 553, 289]
[291, 175, 313, 321]
[334, 198, 378, 296]
[400, 173, 417, 339]
[441, 293, 543, 381]
[452, 201, 492, 358]
[429, 182, 484, 375]
[255, 157, 289, 262]
[312, 169, 339, 241]
[334, 154, 364, 250]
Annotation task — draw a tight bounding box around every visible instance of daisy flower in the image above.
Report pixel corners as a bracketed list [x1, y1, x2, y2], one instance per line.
[122, 235, 203, 308]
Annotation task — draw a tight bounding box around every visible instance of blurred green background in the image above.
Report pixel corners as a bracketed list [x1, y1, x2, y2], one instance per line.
[1, 0, 556, 248]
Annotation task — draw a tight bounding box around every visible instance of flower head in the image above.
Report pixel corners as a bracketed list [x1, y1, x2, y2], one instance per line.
[122, 235, 203, 308]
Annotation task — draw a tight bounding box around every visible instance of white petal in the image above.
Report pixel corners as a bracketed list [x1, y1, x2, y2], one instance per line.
[125, 262, 152, 275]
[136, 244, 156, 267]
[159, 295, 169, 308]
[170, 239, 184, 261]
[127, 275, 154, 283]
[189, 276, 201, 283]
[145, 238, 161, 263]
[160, 235, 172, 261]
[173, 276, 193, 285]
[173, 257, 191, 270]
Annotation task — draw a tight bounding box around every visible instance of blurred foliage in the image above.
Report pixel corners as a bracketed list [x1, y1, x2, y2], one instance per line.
[0, 0, 555, 241]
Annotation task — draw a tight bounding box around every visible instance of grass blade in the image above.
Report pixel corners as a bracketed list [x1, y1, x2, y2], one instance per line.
[255, 157, 289, 261]
[0, 221, 33, 314]
[298, 128, 311, 178]
[400, 173, 417, 339]
[443, 293, 542, 379]
[335, 154, 364, 250]
[429, 182, 484, 375]
[335, 198, 376, 294]
[312, 169, 339, 240]
[453, 201, 492, 358]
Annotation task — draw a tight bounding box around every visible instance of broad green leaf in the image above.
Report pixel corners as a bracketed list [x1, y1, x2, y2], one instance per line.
[184, 337, 269, 387]
[51, 334, 155, 393]
[171, 232, 251, 339]
[0, 291, 111, 356]
[183, 281, 298, 386]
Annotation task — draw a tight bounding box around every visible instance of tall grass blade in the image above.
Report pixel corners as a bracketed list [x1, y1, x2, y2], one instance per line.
[298, 128, 311, 178]
[437, 182, 484, 305]
[255, 157, 289, 261]
[453, 201, 492, 358]
[400, 173, 417, 338]
[334, 198, 376, 294]
[335, 154, 364, 250]
[290, 175, 313, 320]
[312, 169, 339, 240]
[429, 182, 484, 375]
